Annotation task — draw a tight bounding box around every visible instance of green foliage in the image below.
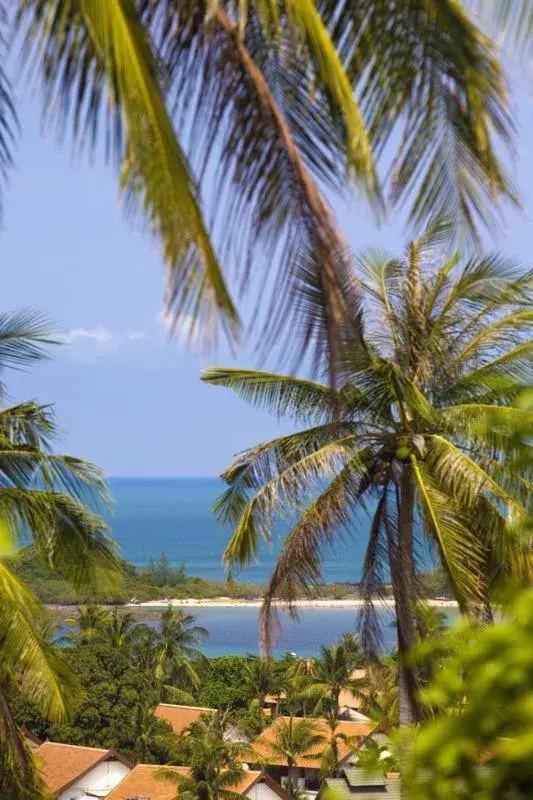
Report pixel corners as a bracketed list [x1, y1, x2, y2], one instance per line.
[207, 229, 533, 725]
[197, 656, 259, 710]
[405, 589, 533, 799]
[8, 546, 409, 603]
[11, 644, 176, 764]
[160, 711, 249, 800]
[419, 567, 451, 598]
[264, 716, 326, 769]
[0, 314, 121, 797]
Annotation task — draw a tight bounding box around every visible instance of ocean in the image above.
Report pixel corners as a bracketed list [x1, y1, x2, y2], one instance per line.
[106, 476, 403, 583]
[101, 477, 442, 656]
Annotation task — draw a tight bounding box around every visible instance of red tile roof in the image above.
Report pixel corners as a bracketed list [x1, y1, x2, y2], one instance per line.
[247, 717, 375, 769]
[107, 765, 290, 800]
[154, 704, 215, 737]
[34, 741, 132, 795]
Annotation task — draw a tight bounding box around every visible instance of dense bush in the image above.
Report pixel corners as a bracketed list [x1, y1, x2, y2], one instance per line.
[11, 644, 177, 763]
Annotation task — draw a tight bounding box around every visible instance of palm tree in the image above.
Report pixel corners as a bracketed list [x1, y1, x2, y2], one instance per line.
[282, 656, 317, 716]
[359, 656, 399, 735]
[155, 606, 208, 700]
[244, 656, 277, 707]
[204, 225, 533, 725]
[106, 610, 137, 652]
[302, 641, 366, 716]
[0, 311, 120, 796]
[132, 625, 162, 673]
[65, 604, 112, 645]
[158, 711, 249, 800]
[0, 2, 521, 373]
[262, 716, 326, 794]
[319, 708, 361, 778]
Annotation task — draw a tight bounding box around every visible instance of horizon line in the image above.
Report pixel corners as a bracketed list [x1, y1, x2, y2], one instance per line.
[106, 474, 220, 479]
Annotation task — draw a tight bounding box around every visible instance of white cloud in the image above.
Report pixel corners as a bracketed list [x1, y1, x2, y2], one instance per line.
[62, 326, 113, 346]
[61, 326, 150, 351]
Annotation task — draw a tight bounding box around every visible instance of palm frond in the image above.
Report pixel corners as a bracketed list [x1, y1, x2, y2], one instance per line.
[449, 310, 533, 369]
[260, 456, 369, 651]
[0, 565, 81, 722]
[0, 310, 56, 372]
[0, 403, 57, 451]
[0, 4, 16, 219]
[222, 432, 363, 574]
[215, 421, 362, 527]
[427, 434, 527, 514]
[142, 0, 371, 376]
[410, 454, 484, 610]
[0, 488, 120, 590]
[357, 488, 389, 657]
[17, 0, 238, 348]
[323, 0, 518, 240]
[441, 404, 533, 452]
[474, 1, 533, 56]
[202, 368, 334, 422]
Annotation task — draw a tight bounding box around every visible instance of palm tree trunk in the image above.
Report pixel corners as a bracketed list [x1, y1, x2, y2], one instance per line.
[384, 474, 423, 727]
[396, 472, 420, 727]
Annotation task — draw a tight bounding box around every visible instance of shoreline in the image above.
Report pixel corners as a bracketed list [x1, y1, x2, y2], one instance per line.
[122, 597, 459, 610]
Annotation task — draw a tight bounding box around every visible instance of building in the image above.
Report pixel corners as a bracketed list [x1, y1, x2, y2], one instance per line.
[154, 703, 250, 742]
[106, 764, 292, 800]
[262, 671, 372, 724]
[338, 670, 371, 721]
[245, 717, 376, 792]
[34, 741, 132, 800]
[320, 768, 400, 800]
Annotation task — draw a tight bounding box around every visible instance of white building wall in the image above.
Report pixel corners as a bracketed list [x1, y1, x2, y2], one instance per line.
[58, 759, 131, 800]
[246, 781, 284, 800]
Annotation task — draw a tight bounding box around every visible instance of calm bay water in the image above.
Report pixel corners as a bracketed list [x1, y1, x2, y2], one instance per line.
[98, 477, 440, 656]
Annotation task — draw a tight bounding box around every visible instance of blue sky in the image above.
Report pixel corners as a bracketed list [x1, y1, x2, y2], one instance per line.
[3, 75, 533, 476]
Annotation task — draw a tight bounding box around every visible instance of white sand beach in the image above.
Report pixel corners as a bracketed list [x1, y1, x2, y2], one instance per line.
[126, 597, 458, 609]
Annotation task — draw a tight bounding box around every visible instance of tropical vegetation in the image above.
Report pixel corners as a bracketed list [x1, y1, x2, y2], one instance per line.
[0, 311, 120, 798]
[8, 544, 452, 603]
[0, 2, 528, 366]
[205, 225, 533, 725]
[405, 588, 533, 799]
[159, 712, 249, 800]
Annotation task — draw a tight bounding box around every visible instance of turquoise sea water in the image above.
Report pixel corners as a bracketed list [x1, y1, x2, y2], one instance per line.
[106, 476, 431, 583]
[100, 477, 441, 656]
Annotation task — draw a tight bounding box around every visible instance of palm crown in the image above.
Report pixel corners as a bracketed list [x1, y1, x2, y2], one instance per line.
[0, 311, 120, 797]
[2, 1, 529, 368]
[204, 224, 533, 721]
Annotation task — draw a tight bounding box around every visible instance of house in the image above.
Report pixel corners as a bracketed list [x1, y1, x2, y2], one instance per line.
[245, 717, 376, 792]
[106, 764, 292, 800]
[154, 703, 250, 742]
[338, 670, 371, 721]
[34, 741, 132, 800]
[262, 671, 372, 724]
[262, 693, 286, 720]
[320, 768, 400, 800]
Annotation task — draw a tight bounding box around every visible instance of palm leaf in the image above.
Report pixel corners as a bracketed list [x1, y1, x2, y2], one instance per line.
[321, 0, 518, 240]
[17, 0, 239, 347]
[410, 454, 484, 610]
[260, 455, 369, 650]
[202, 368, 334, 422]
[0, 488, 120, 590]
[142, 0, 371, 377]
[0, 310, 55, 373]
[224, 434, 360, 572]
[0, 4, 16, 218]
